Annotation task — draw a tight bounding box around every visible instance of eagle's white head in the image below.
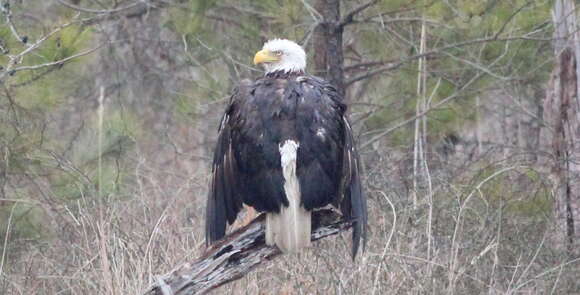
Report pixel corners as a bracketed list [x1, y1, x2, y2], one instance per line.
[253, 39, 306, 74]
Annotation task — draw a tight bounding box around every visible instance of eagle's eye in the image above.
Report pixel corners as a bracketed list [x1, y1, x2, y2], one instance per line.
[273, 50, 283, 56]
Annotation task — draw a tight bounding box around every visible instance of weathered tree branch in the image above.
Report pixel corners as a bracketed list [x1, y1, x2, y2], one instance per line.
[143, 209, 351, 295]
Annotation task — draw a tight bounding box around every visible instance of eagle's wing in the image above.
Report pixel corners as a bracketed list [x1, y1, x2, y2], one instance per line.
[205, 86, 246, 246]
[340, 116, 368, 258]
[301, 76, 367, 258]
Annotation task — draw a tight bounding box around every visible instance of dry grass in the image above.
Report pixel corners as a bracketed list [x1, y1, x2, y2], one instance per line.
[3, 140, 579, 295]
[3, 2, 573, 294]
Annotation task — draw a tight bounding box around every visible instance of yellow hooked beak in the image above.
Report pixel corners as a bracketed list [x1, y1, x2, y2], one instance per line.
[253, 49, 280, 65]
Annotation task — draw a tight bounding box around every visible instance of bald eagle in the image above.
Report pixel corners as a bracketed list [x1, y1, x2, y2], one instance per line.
[205, 39, 367, 258]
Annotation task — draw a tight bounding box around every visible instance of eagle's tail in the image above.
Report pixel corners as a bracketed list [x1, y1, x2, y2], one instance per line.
[266, 140, 311, 253]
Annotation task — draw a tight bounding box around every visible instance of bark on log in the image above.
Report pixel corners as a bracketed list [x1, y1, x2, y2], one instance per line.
[143, 209, 351, 295]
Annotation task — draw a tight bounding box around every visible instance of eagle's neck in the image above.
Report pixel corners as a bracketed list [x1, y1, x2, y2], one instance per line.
[265, 70, 305, 79]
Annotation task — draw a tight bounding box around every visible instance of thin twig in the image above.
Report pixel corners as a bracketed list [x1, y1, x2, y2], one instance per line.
[371, 191, 397, 295]
[0, 204, 17, 278]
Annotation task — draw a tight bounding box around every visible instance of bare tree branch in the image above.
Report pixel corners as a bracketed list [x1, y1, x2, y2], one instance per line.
[55, 0, 145, 14]
[360, 69, 486, 150]
[346, 33, 551, 87]
[143, 210, 352, 295]
[339, 0, 378, 28]
[344, 60, 393, 72]
[11, 43, 103, 73]
[0, 15, 81, 81]
[75, 0, 189, 26]
[1, 2, 26, 44]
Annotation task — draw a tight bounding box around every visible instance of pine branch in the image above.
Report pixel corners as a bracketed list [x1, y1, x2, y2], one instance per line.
[143, 209, 351, 295]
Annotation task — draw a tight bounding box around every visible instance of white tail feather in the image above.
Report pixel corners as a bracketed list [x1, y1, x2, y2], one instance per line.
[266, 140, 311, 252]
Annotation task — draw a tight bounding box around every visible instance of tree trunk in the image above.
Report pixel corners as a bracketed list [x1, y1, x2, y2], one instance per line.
[543, 0, 580, 254]
[312, 0, 345, 98]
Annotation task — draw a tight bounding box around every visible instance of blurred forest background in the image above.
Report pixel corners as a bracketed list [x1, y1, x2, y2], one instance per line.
[1, 0, 580, 294]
